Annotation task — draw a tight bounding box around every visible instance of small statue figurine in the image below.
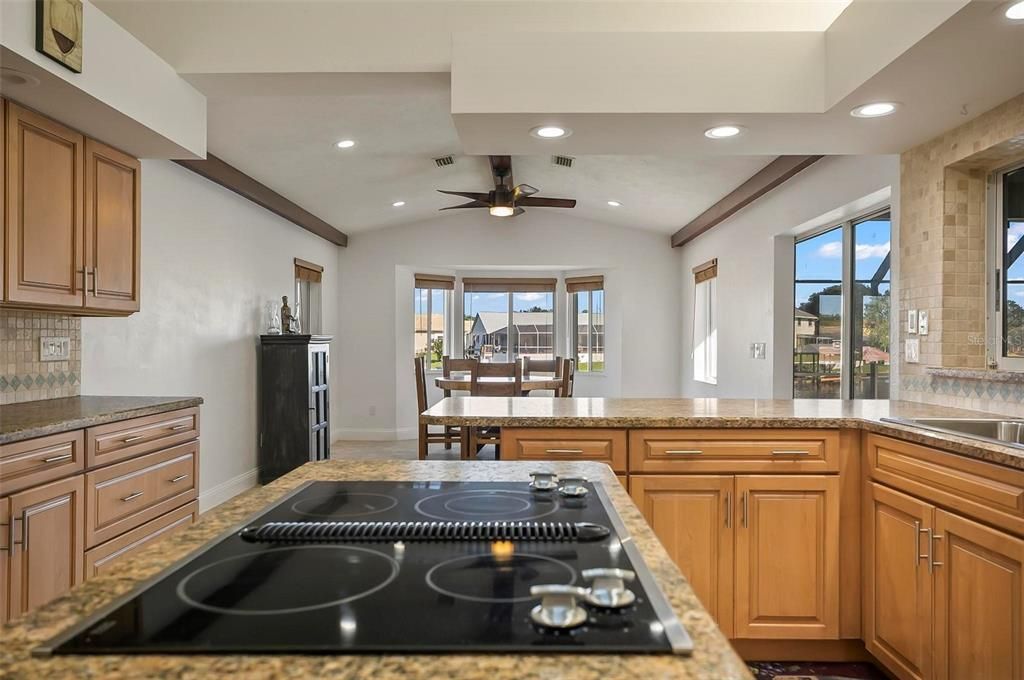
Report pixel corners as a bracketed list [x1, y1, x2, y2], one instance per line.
[280, 296, 295, 334]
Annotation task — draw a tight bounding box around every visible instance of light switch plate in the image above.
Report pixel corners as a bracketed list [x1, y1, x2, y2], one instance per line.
[40, 336, 71, 362]
[918, 310, 929, 336]
[905, 338, 920, 363]
[908, 310, 918, 334]
[750, 342, 767, 360]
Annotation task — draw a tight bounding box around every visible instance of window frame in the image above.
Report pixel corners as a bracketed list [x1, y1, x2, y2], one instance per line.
[792, 206, 892, 399]
[692, 274, 717, 385]
[414, 286, 451, 373]
[462, 278, 557, 363]
[571, 287, 605, 374]
[294, 258, 324, 334]
[990, 161, 1024, 371]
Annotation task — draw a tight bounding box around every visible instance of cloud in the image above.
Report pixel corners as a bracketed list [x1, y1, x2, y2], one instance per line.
[815, 241, 890, 260]
[516, 292, 547, 301]
[1009, 223, 1024, 250]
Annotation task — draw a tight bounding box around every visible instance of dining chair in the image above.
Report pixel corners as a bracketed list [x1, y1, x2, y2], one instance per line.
[557, 357, 576, 397]
[465, 359, 523, 459]
[522, 356, 564, 376]
[415, 356, 457, 460]
[441, 356, 478, 450]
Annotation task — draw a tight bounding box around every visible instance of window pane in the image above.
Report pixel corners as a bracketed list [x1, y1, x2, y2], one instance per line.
[512, 292, 553, 361]
[1007, 217, 1024, 358]
[464, 292, 510, 362]
[590, 290, 604, 372]
[429, 289, 446, 369]
[414, 288, 429, 361]
[794, 226, 843, 399]
[693, 279, 716, 383]
[852, 213, 891, 399]
[574, 291, 590, 372]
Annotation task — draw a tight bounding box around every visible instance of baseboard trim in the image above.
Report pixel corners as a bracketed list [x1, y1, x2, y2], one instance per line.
[199, 468, 258, 513]
[731, 638, 873, 663]
[333, 427, 417, 442]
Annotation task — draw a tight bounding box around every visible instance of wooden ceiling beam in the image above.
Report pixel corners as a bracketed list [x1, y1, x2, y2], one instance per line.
[174, 154, 348, 247]
[670, 155, 823, 248]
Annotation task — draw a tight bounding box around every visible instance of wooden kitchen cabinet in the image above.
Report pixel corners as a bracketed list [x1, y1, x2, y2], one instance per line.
[4, 101, 85, 309]
[1, 98, 141, 316]
[6, 475, 85, 619]
[734, 475, 839, 639]
[631, 475, 734, 636]
[932, 509, 1024, 680]
[84, 138, 141, 313]
[0, 499, 9, 624]
[500, 428, 628, 473]
[864, 483, 934, 680]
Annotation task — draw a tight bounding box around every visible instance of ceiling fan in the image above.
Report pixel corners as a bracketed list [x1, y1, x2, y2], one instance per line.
[437, 155, 577, 217]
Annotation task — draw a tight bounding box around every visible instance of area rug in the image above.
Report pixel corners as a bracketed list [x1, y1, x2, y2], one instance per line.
[747, 661, 888, 680]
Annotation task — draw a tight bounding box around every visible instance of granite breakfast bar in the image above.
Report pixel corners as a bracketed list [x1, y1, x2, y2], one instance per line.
[0, 459, 753, 680]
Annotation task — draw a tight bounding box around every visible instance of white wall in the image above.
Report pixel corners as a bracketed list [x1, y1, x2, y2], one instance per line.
[82, 160, 340, 510]
[678, 154, 899, 399]
[336, 210, 681, 440]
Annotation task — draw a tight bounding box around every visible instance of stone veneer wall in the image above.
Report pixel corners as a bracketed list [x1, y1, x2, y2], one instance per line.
[0, 310, 81, 404]
[899, 93, 1024, 415]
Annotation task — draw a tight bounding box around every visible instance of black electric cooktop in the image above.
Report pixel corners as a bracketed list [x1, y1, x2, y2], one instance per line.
[39, 479, 692, 655]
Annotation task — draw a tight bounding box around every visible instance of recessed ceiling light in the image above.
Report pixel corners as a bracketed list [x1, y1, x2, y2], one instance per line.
[1006, 1, 1024, 19]
[335, 139, 356, 149]
[607, 200, 622, 207]
[392, 201, 405, 207]
[530, 125, 571, 139]
[704, 125, 744, 139]
[850, 102, 898, 118]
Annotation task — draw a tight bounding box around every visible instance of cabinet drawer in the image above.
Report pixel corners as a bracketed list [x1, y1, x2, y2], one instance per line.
[84, 501, 197, 579]
[86, 407, 199, 468]
[0, 430, 84, 496]
[500, 428, 627, 473]
[85, 441, 198, 548]
[629, 429, 839, 473]
[866, 433, 1024, 536]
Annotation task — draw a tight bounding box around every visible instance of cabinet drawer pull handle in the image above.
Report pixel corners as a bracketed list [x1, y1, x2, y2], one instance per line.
[545, 449, 584, 454]
[170, 424, 189, 431]
[771, 450, 810, 456]
[121, 491, 145, 502]
[169, 474, 189, 483]
[122, 435, 145, 443]
[665, 449, 703, 455]
[41, 453, 73, 464]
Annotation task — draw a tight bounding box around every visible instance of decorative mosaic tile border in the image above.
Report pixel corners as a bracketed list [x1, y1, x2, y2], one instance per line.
[0, 371, 80, 393]
[902, 373, 1024, 403]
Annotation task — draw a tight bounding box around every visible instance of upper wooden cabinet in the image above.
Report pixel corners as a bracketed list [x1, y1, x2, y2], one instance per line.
[1, 99, 141, 315]
[84, 138, 140, 313]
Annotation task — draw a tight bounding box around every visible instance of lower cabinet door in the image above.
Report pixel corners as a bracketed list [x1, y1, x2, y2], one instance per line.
[932, 509, 1024, 680]
[630, 475, 734, 636]
[734, 474, 839, 639]
[8, 475, 85, 618]
[0, 498, 10, 624]
[84, 501, 197, 579]
[865, 483, 934, 680]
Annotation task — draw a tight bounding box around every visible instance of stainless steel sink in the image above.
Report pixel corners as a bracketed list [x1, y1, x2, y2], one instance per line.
[881, 417, 1024, 449]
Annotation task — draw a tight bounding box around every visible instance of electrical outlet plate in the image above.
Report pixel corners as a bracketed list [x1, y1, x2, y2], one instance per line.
[918, 309, 929, 336]
[905, 338, 920, 363]
[908, 310, 918, 335]
[750, 342, 767, 359]
[40, 336, 71, 362]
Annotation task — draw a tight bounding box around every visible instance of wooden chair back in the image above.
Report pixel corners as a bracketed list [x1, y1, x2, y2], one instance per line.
[442, 356, 478, 396]
[557, 358, 576, 397]
[414, 356, 429, 412]
[522, 356, 563, 375]
[471, 360, 523, 396]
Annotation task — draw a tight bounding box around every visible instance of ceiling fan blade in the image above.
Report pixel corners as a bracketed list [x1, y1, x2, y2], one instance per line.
[512, 207, 526, 216]
[489, 155, 513, 190]
[513, 184, 538, 199]
[516, 196, 577, 208]
[439, 200, 489, 210]
[437, 189, 491, 202]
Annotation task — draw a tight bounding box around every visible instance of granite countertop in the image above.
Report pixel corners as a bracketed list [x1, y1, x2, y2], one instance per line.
[0, 460, 751, 680]
[0, 395, 204, 445]
[421, 398, 1024, 470]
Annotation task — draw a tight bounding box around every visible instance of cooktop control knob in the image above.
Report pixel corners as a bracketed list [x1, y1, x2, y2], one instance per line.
[529, 471, 559, 491]
[558, 477, 589, 498]
[582, 568, 637, 609]
[529, 585, 589, 629]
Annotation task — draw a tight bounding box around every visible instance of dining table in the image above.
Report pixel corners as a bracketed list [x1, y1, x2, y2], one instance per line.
[434, 374, 562, 394]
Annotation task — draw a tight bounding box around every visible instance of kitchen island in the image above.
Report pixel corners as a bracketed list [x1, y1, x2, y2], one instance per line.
[0, 459, 752, 680]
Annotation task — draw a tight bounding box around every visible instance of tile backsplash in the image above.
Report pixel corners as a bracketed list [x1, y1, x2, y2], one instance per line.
[0, 310, 81, 404]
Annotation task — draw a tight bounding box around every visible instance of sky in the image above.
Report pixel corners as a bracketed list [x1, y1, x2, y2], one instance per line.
[794, 216, 891, 315]
[465, 291, 554, 314]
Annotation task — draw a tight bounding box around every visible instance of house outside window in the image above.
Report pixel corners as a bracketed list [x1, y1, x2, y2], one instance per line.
[414, 273, 454, 370]
[793, 208, 891, 398]
[567, 275, 605, 373]
[992, 163, 1024, 370]
[294, 258, 323, 334]
[692, 260, 717, 384]
[463, 278, 556, 363]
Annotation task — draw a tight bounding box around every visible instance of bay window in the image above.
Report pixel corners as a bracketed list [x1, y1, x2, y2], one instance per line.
[414, 273, 453, 370]
[567, 276, 605, 373]
[463, 278, 556, 363]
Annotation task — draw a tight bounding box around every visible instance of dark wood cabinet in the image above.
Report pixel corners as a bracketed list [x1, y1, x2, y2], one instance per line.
[258, 335, 332, 484]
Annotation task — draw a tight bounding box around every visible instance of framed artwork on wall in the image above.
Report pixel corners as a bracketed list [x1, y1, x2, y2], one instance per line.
[37, 0, 83, 73]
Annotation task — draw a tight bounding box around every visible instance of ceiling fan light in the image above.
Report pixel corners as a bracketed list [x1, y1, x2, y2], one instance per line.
[489, 205, 515, 217]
